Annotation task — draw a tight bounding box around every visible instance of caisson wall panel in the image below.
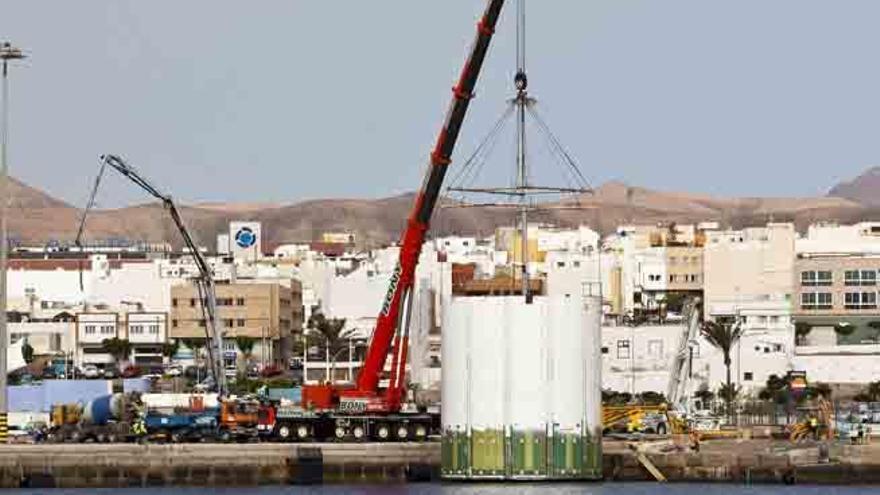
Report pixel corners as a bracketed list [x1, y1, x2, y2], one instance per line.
[441, 295, 602, 481]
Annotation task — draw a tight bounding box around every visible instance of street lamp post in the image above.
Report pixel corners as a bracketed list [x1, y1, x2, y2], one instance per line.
[0, 42, 25, 428]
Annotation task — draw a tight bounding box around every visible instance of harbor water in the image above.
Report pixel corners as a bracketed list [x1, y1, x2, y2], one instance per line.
[3, 483, 877, 495]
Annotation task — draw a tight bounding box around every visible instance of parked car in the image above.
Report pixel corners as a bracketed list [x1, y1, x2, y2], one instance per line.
[82, 364, 101, 379]
[260, 364, 283, 378]
[102, 368, 118, 379]
[165, 364, 183, 377]
[122, 365, 143, 378]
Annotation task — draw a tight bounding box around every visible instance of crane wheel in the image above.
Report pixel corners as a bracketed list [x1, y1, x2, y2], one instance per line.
[334, 427, 347, 440]
[296, 425, 310, 440]
[278, 425, 291, 440]
[396, 425, 409, 440]
[415, 425, 428, 439]
[353, 426, 366, 441]
[376, 425, 390, 440]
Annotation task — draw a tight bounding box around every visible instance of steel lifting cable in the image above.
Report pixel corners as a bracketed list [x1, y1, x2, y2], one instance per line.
[527, 104, 593, 191]
[445, 103, 515, 197]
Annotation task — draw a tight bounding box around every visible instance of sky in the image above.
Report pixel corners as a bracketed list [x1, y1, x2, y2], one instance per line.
[4, 0, 880, 208]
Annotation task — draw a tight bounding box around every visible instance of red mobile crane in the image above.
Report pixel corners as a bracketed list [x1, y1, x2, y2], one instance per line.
[292, 0, 506, 441]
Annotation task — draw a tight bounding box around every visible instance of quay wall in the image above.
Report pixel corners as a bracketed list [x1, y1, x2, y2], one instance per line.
[2, 441, 880, 488]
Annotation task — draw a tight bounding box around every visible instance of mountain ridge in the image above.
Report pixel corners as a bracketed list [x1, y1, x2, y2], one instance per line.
[4, 171, 878, 249]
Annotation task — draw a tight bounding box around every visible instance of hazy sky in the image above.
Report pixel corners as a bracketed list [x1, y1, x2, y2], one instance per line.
[4, 1, 880, 207]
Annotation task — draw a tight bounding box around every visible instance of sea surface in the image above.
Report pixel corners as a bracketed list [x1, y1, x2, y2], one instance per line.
[0, 484, 876, 495]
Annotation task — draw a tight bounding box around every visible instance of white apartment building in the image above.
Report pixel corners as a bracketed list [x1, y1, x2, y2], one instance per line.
[7, 321, 74, 357]
[602, 322, 791, 396]
[75, 312, 119, 367]
[126, 312, 168, 367]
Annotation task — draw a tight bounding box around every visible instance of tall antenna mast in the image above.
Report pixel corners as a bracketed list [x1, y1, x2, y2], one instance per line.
[515, 0, 532, 303]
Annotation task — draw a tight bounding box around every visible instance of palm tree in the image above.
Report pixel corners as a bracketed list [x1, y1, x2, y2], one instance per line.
[161, 339, 180, 363]
[307, 312, 354, 383]
[700, 318, 745, 422]
[234, 336, 257, 374]
[101, 338, 131, 371]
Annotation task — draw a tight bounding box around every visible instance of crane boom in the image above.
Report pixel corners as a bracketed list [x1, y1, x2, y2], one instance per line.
[667, 297, 701, 413]
[78, 154, 227, 395]
[337, 0, 506, 412]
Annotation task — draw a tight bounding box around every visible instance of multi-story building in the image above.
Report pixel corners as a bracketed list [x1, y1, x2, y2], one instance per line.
[793, 253, 880, 345]
[125, 312, 168, 368]
[703, 223, 795, 318]
[75, 312, 120, 369]
[791, 222, 880, 391]
[169, 281, 299, 370]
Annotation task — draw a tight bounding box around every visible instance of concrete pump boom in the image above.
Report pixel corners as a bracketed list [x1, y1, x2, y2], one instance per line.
[76, 154, 227, 396]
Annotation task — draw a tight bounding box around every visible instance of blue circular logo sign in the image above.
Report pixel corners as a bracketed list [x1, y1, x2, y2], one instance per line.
[235, 227, 257, 248]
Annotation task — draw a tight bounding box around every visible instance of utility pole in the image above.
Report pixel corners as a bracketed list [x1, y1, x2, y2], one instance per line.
[0, 41, 25, 436]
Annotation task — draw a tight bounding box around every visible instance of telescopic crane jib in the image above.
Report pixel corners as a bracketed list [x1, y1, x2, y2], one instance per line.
[76, 154, 227, 396]
[303, 0, 506, 414]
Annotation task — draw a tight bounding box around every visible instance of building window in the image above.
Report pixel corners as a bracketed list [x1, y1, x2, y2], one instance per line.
[648, 339, 663, 358]
[237, 319, 246, 327]
[744, 372, 754, 381]
[149, 325, 159, 335]
[198, 319, 206, 327]
[223, 319, 234, 327]
[845, 291, 877, 310]
[172, 319, 178, 328]
[616, 340, 631, 359]
[801, 270, 832, 286]
[130, 325, 143, 335]
[556, 261, 565, 268]
[236, 298, 245, 306]
[172, 298, 178, 307]
[691, 342, 700, 358]
[801, 292, 832, 310]
[100, 325, 115, 335]
[846, 270, 877, 286]
[573, 261, 581, 268]
[84, 325, 96, 335]
[601, 346, 609, 354]
[189, 298, 196, 307]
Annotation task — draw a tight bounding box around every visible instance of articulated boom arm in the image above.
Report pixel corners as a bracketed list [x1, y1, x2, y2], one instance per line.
[82, 154, 227, 395]
[347, 0, 506, 409]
